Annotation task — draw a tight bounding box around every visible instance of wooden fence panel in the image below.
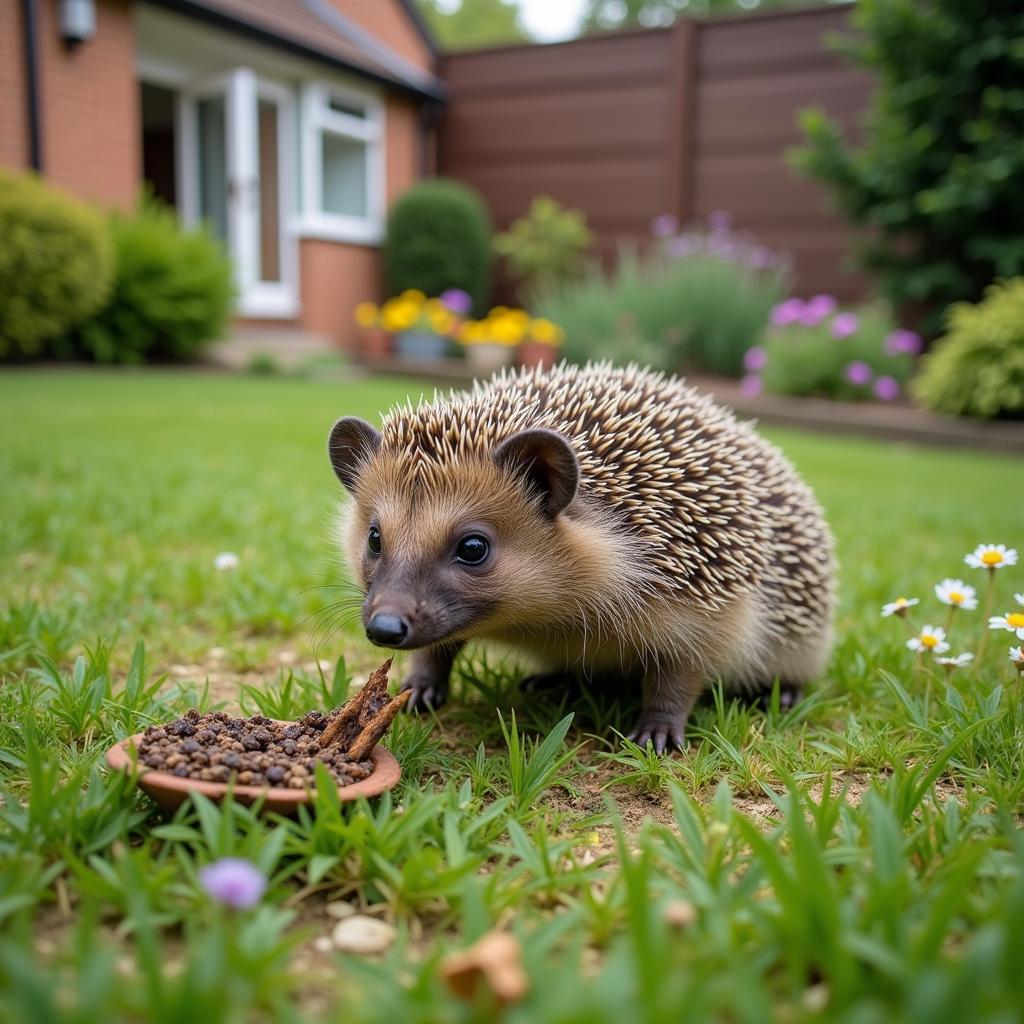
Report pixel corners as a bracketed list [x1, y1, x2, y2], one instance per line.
[438, 6, 873, 303]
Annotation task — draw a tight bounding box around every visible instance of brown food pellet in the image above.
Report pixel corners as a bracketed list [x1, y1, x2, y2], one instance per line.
[136, 710, 376, 790]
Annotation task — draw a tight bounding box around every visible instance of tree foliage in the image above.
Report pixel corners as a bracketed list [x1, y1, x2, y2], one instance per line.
[792, 0, 1024, 329]
[579, 0, 818, 33]
[415, 0, 530, 51]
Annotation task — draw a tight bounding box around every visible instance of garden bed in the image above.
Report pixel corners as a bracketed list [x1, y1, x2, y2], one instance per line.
[352, 356, 1023, 454]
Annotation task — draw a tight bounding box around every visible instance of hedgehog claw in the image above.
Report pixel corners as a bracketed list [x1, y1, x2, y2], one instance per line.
[626, 715, 685, 754]
[401, 679, 448, 714]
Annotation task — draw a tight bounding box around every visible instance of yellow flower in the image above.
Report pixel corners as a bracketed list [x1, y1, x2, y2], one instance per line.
[428, 308, 455, 335]
[530, 318, 565, 346]
[400, 289, 426, 305]
[354, 301, 379, 328]
[488, 315, 526, 346]
[381, 297, 419, 333]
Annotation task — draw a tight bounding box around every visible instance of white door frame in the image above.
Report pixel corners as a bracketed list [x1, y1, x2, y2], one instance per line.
[177, 67, 299, 319]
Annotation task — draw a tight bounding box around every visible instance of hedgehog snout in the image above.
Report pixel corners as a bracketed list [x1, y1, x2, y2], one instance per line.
[365, 612, 410, 648]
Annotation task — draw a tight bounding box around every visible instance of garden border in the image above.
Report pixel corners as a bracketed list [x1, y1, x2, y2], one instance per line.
[352, 356, 1024, 456]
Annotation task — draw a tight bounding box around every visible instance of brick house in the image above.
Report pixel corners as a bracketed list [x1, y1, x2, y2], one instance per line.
[2, 0, 445, 343]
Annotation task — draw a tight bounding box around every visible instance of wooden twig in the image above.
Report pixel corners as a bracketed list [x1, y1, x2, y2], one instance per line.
[347, 690, 412, 760]
[318, 657, 397, 751]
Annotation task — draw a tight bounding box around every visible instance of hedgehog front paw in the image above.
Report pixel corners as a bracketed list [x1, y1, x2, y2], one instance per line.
[401, 676, 448, 714]
[626, 712, 685, 754]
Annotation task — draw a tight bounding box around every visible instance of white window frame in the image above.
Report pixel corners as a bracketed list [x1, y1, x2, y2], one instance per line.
[298, 81, 385, 246]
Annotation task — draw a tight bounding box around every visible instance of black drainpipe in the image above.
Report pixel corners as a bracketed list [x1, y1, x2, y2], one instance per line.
[21, 0, 43, 172]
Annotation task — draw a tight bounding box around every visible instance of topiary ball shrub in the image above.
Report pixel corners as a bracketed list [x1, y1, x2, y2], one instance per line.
[0, 171, 113, 359]
[384, 179, 492, 313]
[913, 278, 1024, 420]
[73, 200, 234, 363]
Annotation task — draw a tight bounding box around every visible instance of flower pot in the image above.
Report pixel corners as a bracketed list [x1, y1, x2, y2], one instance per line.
[465, 342, 515, 376]
[106, 725, 401, 817]
[518, 341, 558, 370]
[359, 327, 391, 361]
[394, 330, 450, 360]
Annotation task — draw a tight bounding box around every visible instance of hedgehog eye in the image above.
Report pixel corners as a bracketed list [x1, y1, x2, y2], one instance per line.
[367, 526, 382, 555]
[455, 534, 489, 566]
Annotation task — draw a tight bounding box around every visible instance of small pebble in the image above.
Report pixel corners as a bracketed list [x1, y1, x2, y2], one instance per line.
[331, 916, 395, 955]
[312, 935, 334, 954]
[325, 900, 357, 919]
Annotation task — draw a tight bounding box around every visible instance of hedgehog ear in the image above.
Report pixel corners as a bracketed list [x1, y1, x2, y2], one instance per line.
[328, 417, 381, 492]
[493, 428, 579, 517]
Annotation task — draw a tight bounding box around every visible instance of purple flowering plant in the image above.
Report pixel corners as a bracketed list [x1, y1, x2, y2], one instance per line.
[747, 297, 918, 402]
[200, 857, 267, 910]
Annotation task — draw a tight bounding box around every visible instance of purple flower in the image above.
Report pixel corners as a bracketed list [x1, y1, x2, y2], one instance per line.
[666, 234, 698, 259]
[743, 346, 767, 372]
[650, 214, 678, 238]
[748, 247, 775, 270]
[806, 295, 837, 319]
[199, 858, 266, 909]
[884, 329, 922, 355]
[873, 375, 900, 401]
[770, 298, 804, 326]
[831, 312, 860, 338]
[740, 374, 763, 398]
[440, 289, 473, 316]
[845, 361, 873, 386]
[798, 304, 827, 327]
[707, 210, 732, 234]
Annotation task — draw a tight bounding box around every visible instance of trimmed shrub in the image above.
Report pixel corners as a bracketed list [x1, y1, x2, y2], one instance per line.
[535, 213, 789, 377]
[755, 298, 917, 402]
[0, 171, 113, 358]
[384, 179, 491, 313]
[70, 200, 234, 363]
[913, 279, 1024, 420]
[494, 196, 594, 298]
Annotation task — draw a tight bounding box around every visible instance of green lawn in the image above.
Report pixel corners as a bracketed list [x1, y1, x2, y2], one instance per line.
[1, 369, 1022, 1022]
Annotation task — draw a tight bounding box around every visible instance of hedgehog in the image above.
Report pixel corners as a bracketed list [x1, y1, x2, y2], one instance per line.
[327, 362, 836, 752]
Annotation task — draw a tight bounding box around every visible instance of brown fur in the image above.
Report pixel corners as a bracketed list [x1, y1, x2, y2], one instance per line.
[329, 362, 837, 751]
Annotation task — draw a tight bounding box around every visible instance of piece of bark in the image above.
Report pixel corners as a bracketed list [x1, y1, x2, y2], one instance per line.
[441, 931, 529, 1006]
[318, 658, 392, 750]
[346, 690, 411, 761]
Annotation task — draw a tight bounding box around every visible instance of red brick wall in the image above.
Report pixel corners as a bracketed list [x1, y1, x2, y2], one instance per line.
[331, 0, 434, 73]
[35, 0, 139, 208]
[0, 2, 28, 171]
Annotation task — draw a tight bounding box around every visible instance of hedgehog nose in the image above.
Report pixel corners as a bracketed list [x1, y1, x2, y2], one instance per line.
[366, 613, 409, 647]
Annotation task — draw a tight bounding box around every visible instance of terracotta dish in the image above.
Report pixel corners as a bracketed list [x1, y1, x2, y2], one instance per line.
[106, 727, 401, 816]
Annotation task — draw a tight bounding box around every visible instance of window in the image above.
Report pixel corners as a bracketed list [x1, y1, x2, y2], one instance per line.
[299, 81, 384, 244]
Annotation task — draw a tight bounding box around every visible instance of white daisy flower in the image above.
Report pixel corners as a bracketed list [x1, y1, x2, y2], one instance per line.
[933, 579, 978, 610]
[881, 596, 919, 618]
[964, 544, 1018, 570]
[935, 653, 974, 669]
[907, 625, 950, 655]
[214, 551, 240, 571]
[1015, 593, 1024, 607]
[988, 610, 1024, 639]
[1010, 647, 1024, 671]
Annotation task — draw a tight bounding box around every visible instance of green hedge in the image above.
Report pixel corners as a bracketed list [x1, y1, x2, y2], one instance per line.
[0, 171, 113, 359]
[384, 179, 491, 313]
[69, 200, 234, 363]
[913, 279, 1024, 419]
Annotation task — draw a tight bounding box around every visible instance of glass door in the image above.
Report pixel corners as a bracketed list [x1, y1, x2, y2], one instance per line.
[177, 69, 298, 318]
